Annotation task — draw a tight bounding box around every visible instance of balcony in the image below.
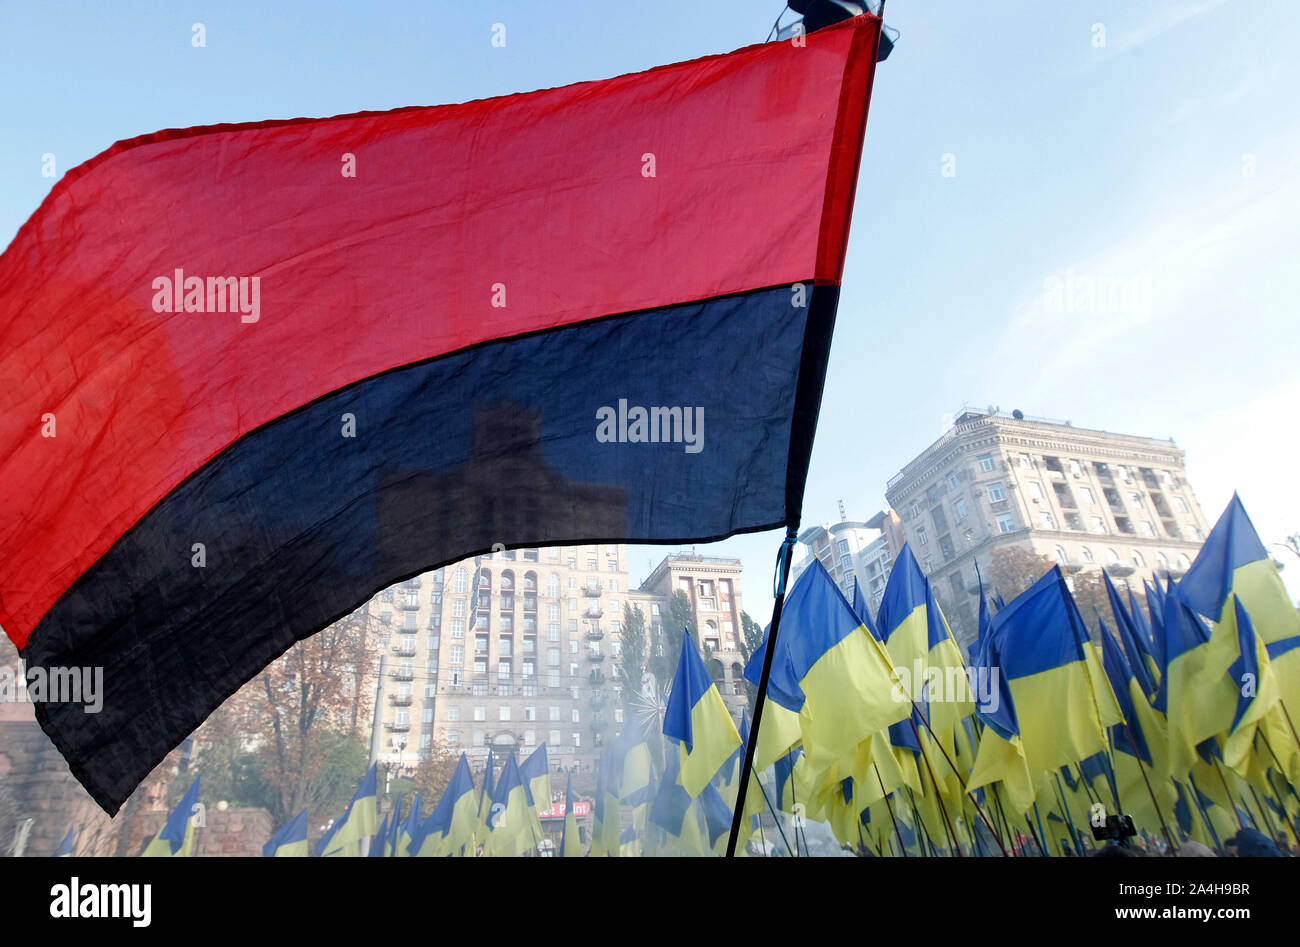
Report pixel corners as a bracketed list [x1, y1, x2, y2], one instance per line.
[389, 695, 413, 707]
[401, 578, 422, 590]
[386, 722, 411, 732]
[523, 595, 538, 612]
[585, 629, 605, 641]
[582, 587, 601, 598]
[584, 606, 603, 619]
[392, 645, 417, 657]
[390, 670, 414, 682]
[587, 651, 605, 662]
[588, 670, 605, 685]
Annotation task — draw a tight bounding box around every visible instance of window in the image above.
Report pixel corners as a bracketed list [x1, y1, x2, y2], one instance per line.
[573, 733, 581, 748]
[571, 708, 581, 723]
[473, 730, 485, 746]
[1156, 552, 1169, 571]
[1028, 482, 1044, 502]
[452, 599, 465, 618]
[1106, 548, 1121, 565]
[524, 730, 536, 746]
[569, 640, 579, 654]
[909, 502, 920, 518]
[1080, 487, 1095, 505]
[1080, 546, 1094, 564]
[987, 482, 1006, 503]
[922, 554, 934, 573]
[423, 707, 434, 724]
[447, 706, 461, 721]
[1174, 497, 1189, 514]
[978, 453, 995, 473]
[499, 706, 510, 721]
[549, 706, 561, 721]
[917, 526, 928, 546]
[1040, 512, 1055, 529]
[498, 638, 512, 656]
[1018, 453, 1032, 469]
[443, 731, 457, 746]
[524, 706, 536, 721]
[547, 648, 560, 667]
[1176, 554, 1191, 570]
[1068, 459, 1082, 477]
[946, 472, 959, 490]
[1090, 516, 1106, 534]
[997, 514, 1016, 533]
[473, 706, 486, 721]
[1132, 550, 1145, 568]
[454, 568, 467, 594]
[449, 646, 464, 665]
[1138, 520, 1154, 537]
[550, 729, 562, 746]
[954, 498, 967, 520]
[1054, 546, 1068, 566]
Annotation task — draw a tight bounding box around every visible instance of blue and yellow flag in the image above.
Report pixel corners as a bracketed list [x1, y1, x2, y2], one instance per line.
[397, 790, 421, 856]
[559, 772, 582, 857]
[1221, 595, 1280, 773]
[742, 630, 804, 770]
[485, 752, 538, 857]
[663, 631, 741, 796]
[1104, 571, 1158, 699]
[330, 762, 378, 855]
[760, 560, 909, 782]
[53, 826, 76, 857]
[141, 773, 201, 857]
[369, 812, 391, 857]
[1178, 494, 1300, 715]
[263, 809, 309, 857]
[415, 753, 477, 857]
[519, 744, 552, 816]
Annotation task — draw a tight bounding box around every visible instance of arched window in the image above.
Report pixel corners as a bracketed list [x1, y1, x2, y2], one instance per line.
[1176, 554, 1191, 570]
[1106, 548, 1121, 565]
[1053, 546, 1069, 566]
[1156, 552, 1169, 571]
[1131, 550, 1145, 568]
[524, 571, 538, 591]
[454, 567, 467, 594]
[1080, 546, 1094, 564]
[499, 570, 514, 590]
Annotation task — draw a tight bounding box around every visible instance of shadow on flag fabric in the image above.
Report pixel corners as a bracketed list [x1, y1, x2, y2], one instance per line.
[663, 631, 741, 796]
[560, 772, 582, 858]
[0, 15, 886, 815]
[519, 744, 552, 816]
[263, 809, 309, 858]
[141, 774, 200, 857]
[330, 762, 378, 855]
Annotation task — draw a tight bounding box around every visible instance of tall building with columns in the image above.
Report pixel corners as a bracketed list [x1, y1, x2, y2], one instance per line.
[884, 408, 1211, 648]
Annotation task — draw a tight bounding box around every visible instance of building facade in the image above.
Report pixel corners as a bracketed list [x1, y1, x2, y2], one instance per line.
[628, 553, 748, 716]
[884, 409, 1211, 649]
[793, 510, 901, 612]
[365, 547, 747, 786]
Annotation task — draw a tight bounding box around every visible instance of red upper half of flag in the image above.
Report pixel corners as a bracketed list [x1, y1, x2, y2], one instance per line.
[0, 16, 880, 646]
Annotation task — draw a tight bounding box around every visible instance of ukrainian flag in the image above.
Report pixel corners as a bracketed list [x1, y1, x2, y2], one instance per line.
[368, 812, 391, 857]
[141, 773, 200, 857]
[559, 772, 582, 857]
[415, 753, 477, 857]
[698, 781, 733, 856]
[328, 762, 378, 855]
[519, 744, 552, 816]
[1179, 494, 1300, 715]
[876, 544, 974, 739]
[663, 631, 740, 796]
[396, 790, 421, 856]
[1221, 595, 1280, 773]
[761, 560, 909, 782]
[1104, 571, 1158, 700]
[742, 633, 803, 770]
[648, 750, 707, 857]
[1156, 593, 1242, 780]
[263, 809, 309, 857]
[53, 827, 76, 857]
[589, 751, 621, 856]
[485, 752, 539, 857]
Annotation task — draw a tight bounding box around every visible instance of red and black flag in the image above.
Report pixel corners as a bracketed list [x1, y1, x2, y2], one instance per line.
[0, 16, 883, 812]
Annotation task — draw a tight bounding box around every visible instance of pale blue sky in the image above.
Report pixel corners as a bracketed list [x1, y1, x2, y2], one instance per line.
[3, 1, 1297, 622]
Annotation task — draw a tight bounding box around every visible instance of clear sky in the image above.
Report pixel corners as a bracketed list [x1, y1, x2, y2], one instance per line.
[3, 1, 1297, 624]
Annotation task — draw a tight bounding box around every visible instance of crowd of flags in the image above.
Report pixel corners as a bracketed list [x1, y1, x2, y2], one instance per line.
[48, 493, 1300, 857]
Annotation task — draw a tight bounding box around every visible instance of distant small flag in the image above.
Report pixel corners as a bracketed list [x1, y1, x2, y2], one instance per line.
[263, 809, 309, 857]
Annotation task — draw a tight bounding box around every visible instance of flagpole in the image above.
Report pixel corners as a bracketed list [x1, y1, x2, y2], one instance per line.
[1212, 758, 1248, 830]
[1119, 720, 1179, 854]
[873, 763, 907, 857]
[726, 528, 798, 856]
[750, 764, 796, 856]
[1186, 774, 1226, 854]
[1051, 772, 1083, 856]
[724, 2, 888, 857]
[910, 718, 962, 856]
[909, 709, 1007, 854]
[1031, 802, 1052, 857]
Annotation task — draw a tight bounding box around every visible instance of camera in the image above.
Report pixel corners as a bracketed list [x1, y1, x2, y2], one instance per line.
[1090, 813, 1137, 843]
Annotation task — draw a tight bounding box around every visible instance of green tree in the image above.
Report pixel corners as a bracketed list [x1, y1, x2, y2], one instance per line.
[619, 602, 647, 692]
[651, 590, 698, 684]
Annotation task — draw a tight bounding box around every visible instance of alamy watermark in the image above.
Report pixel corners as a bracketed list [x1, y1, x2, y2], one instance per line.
[595, 399, 703, 454]
[889, 661, 1000, 715]
[0, 661, 103, 713]
[151, 268, 260, 323]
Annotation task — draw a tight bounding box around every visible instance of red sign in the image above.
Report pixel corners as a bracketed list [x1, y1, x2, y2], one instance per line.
[540, 801, 591, 819]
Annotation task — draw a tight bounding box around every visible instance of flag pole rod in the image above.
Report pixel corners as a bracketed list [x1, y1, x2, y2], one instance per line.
[1212, 758, 1248, 830]
[1186, 774, 1226, 854]
[726, 528, 798, 856]
[750, 764, 796, 856]
[1120, 721, 1179, 854]
[1051, 772, 1083, 855]
[904, 787, 932, 856]
[909, 718, 963, 856]
[873, 763, 907, 857]
[908, 709, 1007, 854]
